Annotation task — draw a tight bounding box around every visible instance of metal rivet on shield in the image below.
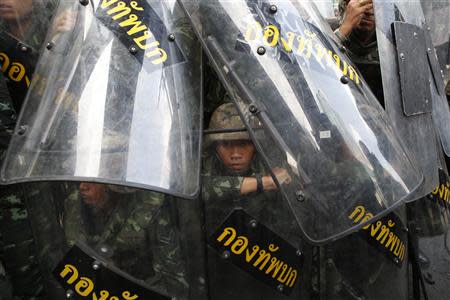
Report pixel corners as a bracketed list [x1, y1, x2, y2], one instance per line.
[269, 5, 278, 14]
[295, 190, 305, 202]
[46, 42, 54, 50]
[249, 219, 258, 228]
[340, 75, 349, 84]
[340, 45, 347, 53]
[168, 33, 176, 42]
[394, 258, 400, 264]
[92, 260, 101, 270]
[296, 250, 303, 257]
[277, 284, 284, 292]
[413, 32, 418, 38]
[79, 0, 89, 6]
[17, 125, 27, 136]
[221, 250, 231, 259]
[257, 46, 266, 55]
[129, 45, 138, 55]
[248, 104, 258, 114]
[66, 289, 75, 298]
[400, 53, 405, 60]
[19, 45, 28, 53]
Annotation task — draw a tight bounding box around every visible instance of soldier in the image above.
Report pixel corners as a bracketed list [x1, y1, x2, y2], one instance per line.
[202, 103, 304, 300]
[335, 0, 384, 105]
[61, 182, 188, 298]
[202, 103, 291, 214]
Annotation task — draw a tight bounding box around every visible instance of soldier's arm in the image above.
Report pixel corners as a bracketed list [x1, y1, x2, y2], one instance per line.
[144, 194, 188, 297]
[202, 175, 245, 201]
[335, 0, 373, 41]
[203, 171, 288, 200]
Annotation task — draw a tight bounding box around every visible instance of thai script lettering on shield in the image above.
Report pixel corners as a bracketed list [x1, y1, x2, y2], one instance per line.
[348, 205, 407, 267]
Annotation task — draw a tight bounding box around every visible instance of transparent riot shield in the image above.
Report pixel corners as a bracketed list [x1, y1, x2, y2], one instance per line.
[24, 182, 208, 299]
[313, 0, 336, 19]
[0, 0, 58, 110]
[410, 169, 450, 299]
[0, 0, 202, 198]
[318, 207, 409, 300]
[421, 0, 450, 157]
[180, 0, 422, 243]
[374, 0, 443, 195]
[202, 125, 311, 299]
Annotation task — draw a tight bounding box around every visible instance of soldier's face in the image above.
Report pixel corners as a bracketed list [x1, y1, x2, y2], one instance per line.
[79, 183, 108, 207]
[0, 0, 33, 22]
[357, 12, 376, 33]
[216, 140, 255, 174]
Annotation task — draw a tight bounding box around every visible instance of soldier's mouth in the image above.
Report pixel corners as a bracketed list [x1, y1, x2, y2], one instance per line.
[0, 4, 13, 12]
[230, 163, 246, 171]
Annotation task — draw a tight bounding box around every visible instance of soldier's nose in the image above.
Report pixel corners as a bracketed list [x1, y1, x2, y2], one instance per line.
[230, 150, 242, 160]
[79, 183, 89, 192]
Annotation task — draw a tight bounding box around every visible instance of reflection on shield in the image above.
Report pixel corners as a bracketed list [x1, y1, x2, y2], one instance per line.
[23, 182, 208, 299]
[0, 0, 202, 198]
[180, 0, 421, 243]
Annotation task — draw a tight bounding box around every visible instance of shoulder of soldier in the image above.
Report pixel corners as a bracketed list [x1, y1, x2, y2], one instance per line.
[129, 191, 166, 227]
[63, 189, 80, 214]
[63, 188, 79, 203]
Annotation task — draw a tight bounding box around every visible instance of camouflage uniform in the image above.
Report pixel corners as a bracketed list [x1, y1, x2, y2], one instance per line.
[335, 0, 384, 106]
[62, 188, 188, 298]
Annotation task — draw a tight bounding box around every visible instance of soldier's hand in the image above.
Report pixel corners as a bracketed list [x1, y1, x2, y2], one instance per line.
[339, 0, 374, 37]
[263, 168, 292, 191]
[52, 9, 76, 34]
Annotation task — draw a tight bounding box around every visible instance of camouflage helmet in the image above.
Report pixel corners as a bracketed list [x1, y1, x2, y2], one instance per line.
[205, 103, 261, 146]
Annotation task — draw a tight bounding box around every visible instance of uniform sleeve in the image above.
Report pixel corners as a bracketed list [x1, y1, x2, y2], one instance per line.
[202, 175, 244, 203]
[142, 193, 188, 298]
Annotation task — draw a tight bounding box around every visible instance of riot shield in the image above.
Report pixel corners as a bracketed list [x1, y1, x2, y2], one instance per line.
[24, 182, 208, 300]
[0, 0, 202, 199]
[421, 0, 450, 156]
[408, 178, 450, 300]
[374, 0, 443, 196]
[180, 0, 422, 243]
[0, 0, 58, 111]
[318, 207, 409, 300]
[314, 0, 336, 19]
